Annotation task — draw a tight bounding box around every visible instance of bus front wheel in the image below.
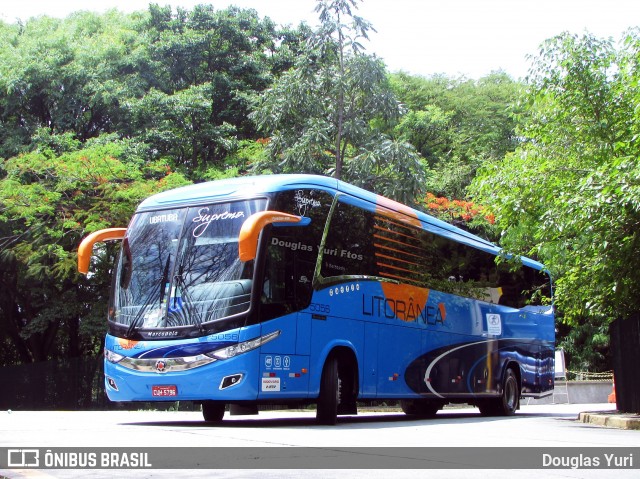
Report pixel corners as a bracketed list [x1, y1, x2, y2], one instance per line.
[317, 356, 340, 425]
[202, 401, 226, 422]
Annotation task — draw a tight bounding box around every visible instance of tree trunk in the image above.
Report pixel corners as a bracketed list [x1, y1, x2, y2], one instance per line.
[609, 315, 640, 413]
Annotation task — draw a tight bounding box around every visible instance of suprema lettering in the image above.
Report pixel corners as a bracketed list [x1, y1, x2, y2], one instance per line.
[192, 208, 245, 237]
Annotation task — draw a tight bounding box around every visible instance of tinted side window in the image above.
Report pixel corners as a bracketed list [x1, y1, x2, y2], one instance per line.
[320, 201, 378, 277]
[320, 199, 550, 308]
[259, 189, 333, 321]
[374, 214, 440, 285]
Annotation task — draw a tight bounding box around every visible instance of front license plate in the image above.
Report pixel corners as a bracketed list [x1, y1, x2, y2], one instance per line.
[152, 385, 178, 397]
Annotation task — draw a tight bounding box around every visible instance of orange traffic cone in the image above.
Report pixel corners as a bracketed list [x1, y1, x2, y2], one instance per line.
[608, 376, 616, 403]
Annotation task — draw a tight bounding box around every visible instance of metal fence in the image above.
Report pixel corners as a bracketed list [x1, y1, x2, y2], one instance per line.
[565, 370, 614, 381]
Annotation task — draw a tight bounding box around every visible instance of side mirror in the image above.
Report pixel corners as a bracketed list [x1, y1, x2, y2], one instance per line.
[78, 228, 127, 274]
[238, 211, 310, 262]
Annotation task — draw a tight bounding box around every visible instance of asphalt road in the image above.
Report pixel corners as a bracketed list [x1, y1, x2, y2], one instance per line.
[1, 403, 638, 479]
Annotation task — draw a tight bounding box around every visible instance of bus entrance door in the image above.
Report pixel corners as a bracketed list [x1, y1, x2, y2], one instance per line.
[257, 314, 310, 399]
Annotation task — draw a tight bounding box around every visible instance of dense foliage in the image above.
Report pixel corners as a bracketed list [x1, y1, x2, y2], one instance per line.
[391, 71, 522, 198]
[0, 135, 189, 364]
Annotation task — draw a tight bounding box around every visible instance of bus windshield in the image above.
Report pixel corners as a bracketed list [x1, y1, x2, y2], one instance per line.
[109, 199, 266, 335]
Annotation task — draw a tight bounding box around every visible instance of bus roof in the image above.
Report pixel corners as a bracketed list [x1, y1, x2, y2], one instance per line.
[137, 174, 545, 271]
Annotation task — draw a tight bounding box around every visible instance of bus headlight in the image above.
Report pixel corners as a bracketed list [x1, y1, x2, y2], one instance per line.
[104, 348, 125, 364]
[207, 330, 281, 360]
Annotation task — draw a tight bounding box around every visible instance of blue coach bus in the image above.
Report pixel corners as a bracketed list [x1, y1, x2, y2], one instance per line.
[78, 174, 555, 424]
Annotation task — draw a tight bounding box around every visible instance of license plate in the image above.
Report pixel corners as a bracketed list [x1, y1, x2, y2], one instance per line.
[152, 385, 178, 397]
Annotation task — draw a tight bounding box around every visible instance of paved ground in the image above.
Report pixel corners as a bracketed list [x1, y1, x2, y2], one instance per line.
[0, 403, 638, 479]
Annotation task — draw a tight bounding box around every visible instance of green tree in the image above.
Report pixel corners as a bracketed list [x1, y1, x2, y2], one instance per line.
[0, 5, 307, 180]
[126, 4, 296, 177]
[391, 71, 522, 198]
[0, 134, 189, 364]
[251, 0, 425, 204]
[470, 32, 640, 371]
[313, 0, 376, 179]
[0, 11, 148, 159]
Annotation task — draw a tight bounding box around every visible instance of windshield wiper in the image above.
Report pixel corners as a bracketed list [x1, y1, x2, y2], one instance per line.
[126, 256, 171, 338]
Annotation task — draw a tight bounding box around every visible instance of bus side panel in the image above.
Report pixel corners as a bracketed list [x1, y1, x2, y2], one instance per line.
[404, 337, 553, 396]
[496, 303, 555, 395]
[258, 353, 310, 399]
[296, 311, 312, 356]
[258, 314, 310, 399]
[376, 323, 422, 397]
[505, 307, 555, 396]
[404, 339, 492, 397]
[389, 289, 486, 400]
[408, 304, 552, 401]
[361, 322, 379, 397]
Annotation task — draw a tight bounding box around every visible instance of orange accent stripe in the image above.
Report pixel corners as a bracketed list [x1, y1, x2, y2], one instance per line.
[374, 242, 422, 259]
[374, 234, 423, 252]
[379, 272, 424, 285]
[377, 261, 417, 275]
[374, 224, 417, 243]
[438, 302, 447, 321]
[375, 252, 420, 267]
[375, 215, 420, 233]
[375, 198, 422, 228]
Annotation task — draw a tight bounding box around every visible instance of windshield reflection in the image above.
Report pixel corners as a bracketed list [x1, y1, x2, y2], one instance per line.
[109, 199, 266, 335]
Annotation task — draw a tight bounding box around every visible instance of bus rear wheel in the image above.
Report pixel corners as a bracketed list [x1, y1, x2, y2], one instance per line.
[479, 367, 520, 416]
[202, 401, 226, 422]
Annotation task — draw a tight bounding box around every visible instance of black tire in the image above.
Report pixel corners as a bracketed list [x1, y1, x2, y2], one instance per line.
[400, 399, 442, 417]
[316, 356, 340, 425]
[479, 367, 520, 416]
[501, 367, 520, 415]
[202, 401, 225, 422]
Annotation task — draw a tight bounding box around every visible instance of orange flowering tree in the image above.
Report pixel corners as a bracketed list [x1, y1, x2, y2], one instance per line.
[421, 193, 496, 234]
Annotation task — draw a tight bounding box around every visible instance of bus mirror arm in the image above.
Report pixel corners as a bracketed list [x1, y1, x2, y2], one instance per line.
[77, 228, 127, 274]
[238, 211, 310, 262]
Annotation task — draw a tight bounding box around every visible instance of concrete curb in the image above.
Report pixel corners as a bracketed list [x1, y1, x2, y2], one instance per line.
[578, 410, 640, 430]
